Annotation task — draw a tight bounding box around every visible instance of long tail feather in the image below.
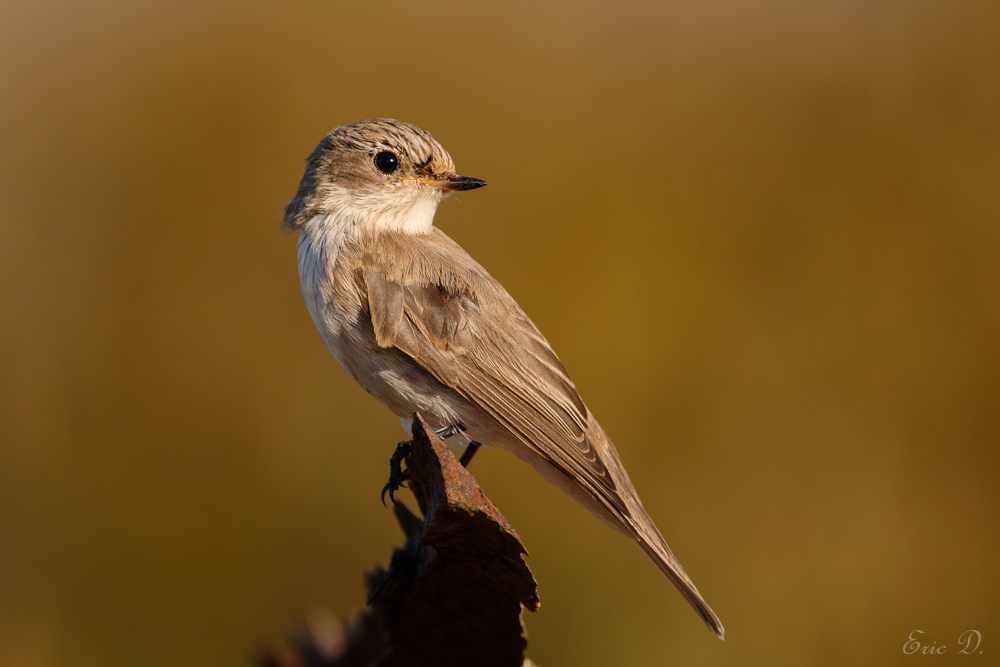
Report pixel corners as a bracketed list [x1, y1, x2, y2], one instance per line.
[632, 518, 725, 639]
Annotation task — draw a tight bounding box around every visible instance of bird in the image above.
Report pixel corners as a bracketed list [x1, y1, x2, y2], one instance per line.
[282, 118, 724, 639]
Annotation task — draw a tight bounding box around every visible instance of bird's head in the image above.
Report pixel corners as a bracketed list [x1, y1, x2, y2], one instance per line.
[282, 118, 486, 234]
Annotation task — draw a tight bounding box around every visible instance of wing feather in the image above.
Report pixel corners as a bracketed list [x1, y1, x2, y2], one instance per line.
[358, 242, 627, 517]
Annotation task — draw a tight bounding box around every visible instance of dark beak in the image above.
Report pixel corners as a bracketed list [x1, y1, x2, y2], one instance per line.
[444, 175, 487, 191]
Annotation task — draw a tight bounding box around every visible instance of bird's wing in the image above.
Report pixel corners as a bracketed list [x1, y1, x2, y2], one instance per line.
[357, 236, 629, 521]
[352, 230, 724, 639]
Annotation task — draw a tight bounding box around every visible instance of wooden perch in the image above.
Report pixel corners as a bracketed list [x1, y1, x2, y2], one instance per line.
[262, 415, 540, 667]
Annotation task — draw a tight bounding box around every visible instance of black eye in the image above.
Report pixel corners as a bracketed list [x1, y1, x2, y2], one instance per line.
[374, 151, 399, 174]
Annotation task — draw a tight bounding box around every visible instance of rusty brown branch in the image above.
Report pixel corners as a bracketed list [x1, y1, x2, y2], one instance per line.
[262, 415, 540, 667]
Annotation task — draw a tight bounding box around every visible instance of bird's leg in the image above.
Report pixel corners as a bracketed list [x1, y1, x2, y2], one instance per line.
[459, 441, 481, 468]
[381, 440, 412, 506]
[435, 422, 466, 440]
[435, 422, 480, 468]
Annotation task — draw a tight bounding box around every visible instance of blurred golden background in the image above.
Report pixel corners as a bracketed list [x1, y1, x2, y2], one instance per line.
[1, 0, 998, 665]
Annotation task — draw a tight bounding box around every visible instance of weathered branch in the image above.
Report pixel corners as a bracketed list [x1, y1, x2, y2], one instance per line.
[263, 415, 540, 667]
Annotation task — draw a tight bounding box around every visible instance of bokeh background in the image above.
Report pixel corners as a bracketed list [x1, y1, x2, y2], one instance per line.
[2, 0, 998, 665]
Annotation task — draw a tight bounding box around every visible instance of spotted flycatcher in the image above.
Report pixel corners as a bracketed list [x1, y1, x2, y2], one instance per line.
[283, 118, 723, 638]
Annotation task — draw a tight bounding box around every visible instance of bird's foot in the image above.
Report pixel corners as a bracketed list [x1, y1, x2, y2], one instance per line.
[459, 441, 481, 468]
[381, 440, 412, 506]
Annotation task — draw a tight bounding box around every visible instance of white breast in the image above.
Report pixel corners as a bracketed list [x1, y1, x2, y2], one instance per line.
[294, 205, 468, 430]
[296, 187, 442, 347]
[296, 212, 356, 368]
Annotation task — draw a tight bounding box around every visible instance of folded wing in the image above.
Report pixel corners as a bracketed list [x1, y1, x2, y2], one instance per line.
[359, 237, 629, 523]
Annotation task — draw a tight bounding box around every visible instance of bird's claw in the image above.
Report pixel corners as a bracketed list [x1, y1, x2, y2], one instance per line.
[381, 440, 412, 506]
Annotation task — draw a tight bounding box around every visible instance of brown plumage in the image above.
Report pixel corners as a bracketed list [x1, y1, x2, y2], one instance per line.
[284, 119, 724, 638]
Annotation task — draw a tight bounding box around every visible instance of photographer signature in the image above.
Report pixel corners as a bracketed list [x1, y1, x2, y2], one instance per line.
[904, 630, 982, 655]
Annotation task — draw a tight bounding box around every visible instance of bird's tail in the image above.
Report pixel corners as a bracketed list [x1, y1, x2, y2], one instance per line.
[585, 418, 725, 639]
[630, 514, 725, 639]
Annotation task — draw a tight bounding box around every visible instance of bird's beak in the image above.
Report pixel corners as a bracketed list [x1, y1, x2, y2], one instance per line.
[411, 175, 487, 191]
[443, 175, 487, 191]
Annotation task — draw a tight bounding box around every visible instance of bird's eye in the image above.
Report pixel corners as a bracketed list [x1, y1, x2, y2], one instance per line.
[373, 151, 399, 174]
